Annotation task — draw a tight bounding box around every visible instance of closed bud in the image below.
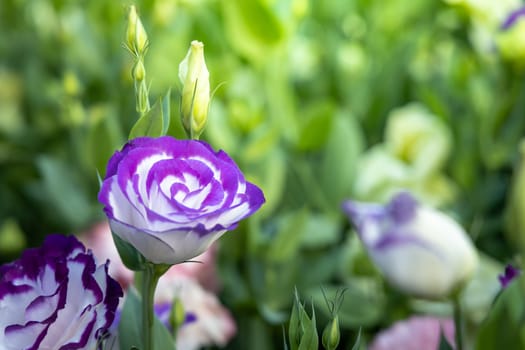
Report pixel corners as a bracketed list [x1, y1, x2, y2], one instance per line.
[126, 5, 149, 56]
[322, 316, 340, 350]
[343, 191, 478, 299]
[169, 297, 187, 332]
[179, 40, 210, 139]
[132, 59, 146, 82]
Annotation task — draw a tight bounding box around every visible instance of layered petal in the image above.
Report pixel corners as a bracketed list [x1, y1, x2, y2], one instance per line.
[98, 136, 265, 264]
[0, 235, 123, 350]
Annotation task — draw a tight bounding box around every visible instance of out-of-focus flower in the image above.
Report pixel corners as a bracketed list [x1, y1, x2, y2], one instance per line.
[98, 136, 265, 265]
[154, 275, 237, 350]
[498, 264, 521, 288]
[179, 41, 210, 138]
[353, 103, 456, 207]
[343, 192, 478, 299]
[497, 6, 525, 63]
[0, 235, 122, 350]
[369, 316, 455, 350]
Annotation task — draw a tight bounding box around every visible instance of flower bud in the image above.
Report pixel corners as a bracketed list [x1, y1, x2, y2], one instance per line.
[343, 191, 478, 299]
[126, 5, 149, 56]
[169, 297, 187, 332]
[321, 316, 340, 350]
[132, 59, 146, 82]
[179, 40, 210, 139]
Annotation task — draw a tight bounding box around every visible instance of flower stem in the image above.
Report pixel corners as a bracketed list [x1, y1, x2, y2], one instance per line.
[453, 296, 463, 350]
[141, 264, 160, 350]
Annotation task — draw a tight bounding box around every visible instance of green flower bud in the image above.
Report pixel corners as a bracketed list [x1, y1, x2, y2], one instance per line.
[322, 316, 340, 350]
[132, 60, 146, 82]
[126, 5, 149, 56]
[169, 297, 186, 333]
[179, 40, 210, 139]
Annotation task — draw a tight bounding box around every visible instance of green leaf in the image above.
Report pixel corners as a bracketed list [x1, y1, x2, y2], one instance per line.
[307, 282, 385, 328]
[267, 210, 308, 262]
[300, 214, 340, 248]
[351, 328, 362, 350]
[222, 0, 286, 62]
[111, 232, 146, 271]
[129, 89, 171, 139]
[320, 113, 364, 206]
[288, 289, 319, 350]
[35, 156, 92, 228]
[119, 288, 143, 350]
[298, 302, 318, 350]
[475, 275, 525, 350]
[296, 102, 335, 151]
[288, 288, 302, 350]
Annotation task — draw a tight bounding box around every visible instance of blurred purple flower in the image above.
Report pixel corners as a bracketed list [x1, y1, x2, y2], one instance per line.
[342, 191, 478, 299]
[98, 136, 265, 265]
[369, 316, 455, 350]
[498, 264, 521, 288]
[0, 235, 122, 350]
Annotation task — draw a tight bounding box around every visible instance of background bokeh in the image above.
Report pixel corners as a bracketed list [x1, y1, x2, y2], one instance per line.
[1, 0, 525, 348]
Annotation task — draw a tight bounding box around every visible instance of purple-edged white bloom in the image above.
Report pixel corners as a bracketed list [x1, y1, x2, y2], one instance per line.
[98, 136, 265, 265]
[343, 192, 478, 299]
[0, 234, 122, 350]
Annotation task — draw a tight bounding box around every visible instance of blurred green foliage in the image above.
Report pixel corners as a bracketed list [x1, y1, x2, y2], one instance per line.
[1, 0, 525, 348]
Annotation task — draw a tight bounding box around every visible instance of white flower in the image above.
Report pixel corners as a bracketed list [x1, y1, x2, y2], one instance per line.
[343, 192, 478, 299]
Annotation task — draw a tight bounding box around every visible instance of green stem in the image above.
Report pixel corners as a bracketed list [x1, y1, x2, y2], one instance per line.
[453, 296, 463, 350]
[141, 264, 160, 350]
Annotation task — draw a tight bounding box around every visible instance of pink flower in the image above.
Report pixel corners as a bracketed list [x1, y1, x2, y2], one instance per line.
[155, 275, 237, 350]
[369, 316, 455, 350]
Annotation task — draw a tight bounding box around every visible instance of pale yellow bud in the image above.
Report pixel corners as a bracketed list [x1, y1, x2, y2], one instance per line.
[179, 40, 210, 139]
[132, 60, 146, 82]
[126, 5, 149, 56]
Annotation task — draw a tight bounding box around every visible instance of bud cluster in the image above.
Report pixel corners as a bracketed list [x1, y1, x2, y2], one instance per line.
[125, 5, 150, 115]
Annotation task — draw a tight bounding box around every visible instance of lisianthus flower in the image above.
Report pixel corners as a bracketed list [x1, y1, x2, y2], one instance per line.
[98, 136, 265, 265]
[0, 234, 122, 350]
[369, 316, 455, 350]
[343, 191, 478, 299]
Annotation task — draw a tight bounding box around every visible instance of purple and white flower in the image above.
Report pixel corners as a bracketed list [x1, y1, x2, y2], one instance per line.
[343, 192, 478, 299]
[98, 136, 265, 265]
[0, 234, 122, 350]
